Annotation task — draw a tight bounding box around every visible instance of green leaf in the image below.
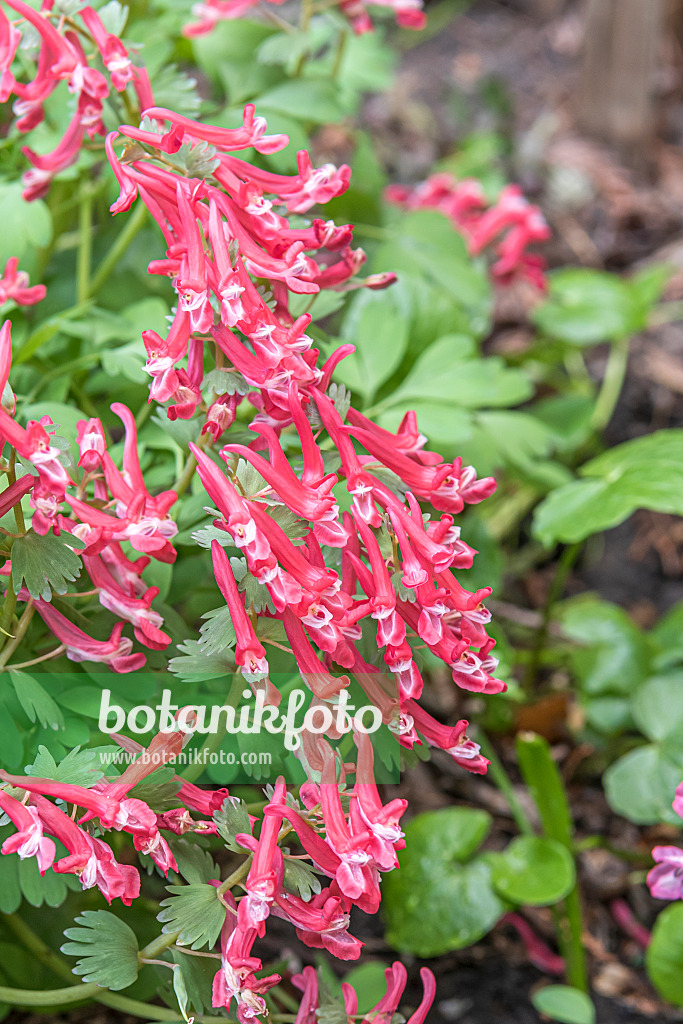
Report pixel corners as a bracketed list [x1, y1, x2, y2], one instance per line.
[173, 965, 193, 1023]
[633, 673, 683, 742]
[652, 601, 683, 670]
[151, 65, 201, 118]
[61, 910, 139, 991]
[255, 79, 348, 123]
[198, 605, 236, 657]
[282, 858, 322, 902]
[11, 530, 84, 601]
[515, 733, 573, 847]
[214, 796, 252, 853]
[531, 985, 596, 1024]
[490, 836, 575, 906]
[604, 743, 683, 826]
[340, 961, 390, 1015]
[168, 640, 234, 683]
[128, 766, 182, 813]
[158, 883, 225, 950]
[385, 334, 532, 410]
[334, 289, 410, 403]
[171, 839, 219, 885]
[533, 430, 683, 546]
[376, 211, 492, 338]
[24, 745, 105, 787]
[0, 181, 51, 265]
[11, 670, 64, 731]
[170, 948, 215, 1014]
[556, 595, 651, 697]
[383, 807, 504, 956]
[647, 903, 683, 1005]
[533, 269, 642, 346]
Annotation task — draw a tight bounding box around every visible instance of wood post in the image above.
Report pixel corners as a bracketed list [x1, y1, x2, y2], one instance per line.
[578, 0, 666, 164]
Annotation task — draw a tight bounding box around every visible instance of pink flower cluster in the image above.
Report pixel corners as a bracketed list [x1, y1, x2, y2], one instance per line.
[0, 320, 174, 670]
[0, 0, 152, 199]
[104, 105, 502, 770]
[183, 0, 425, 39]
[647, 782, 683, 901]
[386, 174, 551, 290]
[0, 720, 436, 1023]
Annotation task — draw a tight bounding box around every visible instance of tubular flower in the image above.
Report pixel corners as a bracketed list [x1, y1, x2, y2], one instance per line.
[0, 0, 157, 198]
[0, 321, 174, 671]
[386, 175, 550, 289]
[183, 0, 425, 37]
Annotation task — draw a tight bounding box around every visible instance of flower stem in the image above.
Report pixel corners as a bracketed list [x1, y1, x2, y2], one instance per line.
[87, 200, 148, 298]
[515, 732, 588, 992]
[0, 599, 36, 670]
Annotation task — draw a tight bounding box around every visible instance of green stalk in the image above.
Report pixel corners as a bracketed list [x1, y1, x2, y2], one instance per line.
[172, 450, 198, 498]
[590, 336, 629, 432]
[515, 732, 588, 992]
[76, 184, 94, 305]
[523, 541, 581, 691]
[88, 200, 148, 298]
[477, 731, 533, 836]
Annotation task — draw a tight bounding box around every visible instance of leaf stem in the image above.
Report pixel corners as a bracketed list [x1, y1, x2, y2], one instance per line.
[0, 598, 35, 670]
[88, 200, 148, 298]
[590, 336, 629, 432]
[172, 450, 198, 498]
[523, 541, 580, 691]
[5, 642, 65, 670]
[217, 856, 253, 897]
[0, 914, 183, 1019]
[76, 183, 94, 305]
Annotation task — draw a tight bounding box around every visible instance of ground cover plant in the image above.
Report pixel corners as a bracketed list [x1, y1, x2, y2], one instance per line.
[0, 1, 682, 1022]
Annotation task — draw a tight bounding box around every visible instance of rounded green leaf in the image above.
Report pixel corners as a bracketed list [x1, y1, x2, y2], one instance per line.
[605, 744, 683, 826]
[633, 674, 683, 743]
[491, 837, 575, 906]
[383, 807, 505, 957]
[647, 903, 683, 1005]
[531, 985, 596, 1024]
[533, 268, 638, 346]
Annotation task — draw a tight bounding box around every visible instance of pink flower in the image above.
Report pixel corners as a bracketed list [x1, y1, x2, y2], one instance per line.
[0, 791, 56, 874]
[32, 600, 146, 672]
[648, 847, 683, 901]
[211, 540, 270, 685]
[0, 257, 46, 305]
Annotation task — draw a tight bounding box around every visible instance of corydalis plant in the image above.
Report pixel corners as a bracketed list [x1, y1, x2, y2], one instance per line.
[104, 104, 504, 760]
[0, 100, 503, 1024]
